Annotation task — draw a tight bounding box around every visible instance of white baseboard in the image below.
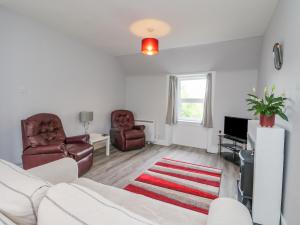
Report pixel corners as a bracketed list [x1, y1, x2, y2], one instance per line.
[281, 214, 287, 225]
[154, 139, 171, 146]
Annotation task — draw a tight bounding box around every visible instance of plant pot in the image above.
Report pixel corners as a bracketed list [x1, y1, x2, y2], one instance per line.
[260, 114, 275, 127]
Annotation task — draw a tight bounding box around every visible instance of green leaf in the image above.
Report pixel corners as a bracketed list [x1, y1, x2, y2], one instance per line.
[248, 94, 259, 98]
[277, 111, 288, 121]
[246, 90, 288, 121]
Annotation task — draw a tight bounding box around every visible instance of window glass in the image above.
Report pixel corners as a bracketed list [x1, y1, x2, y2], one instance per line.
[179, 102, 204, 121]
[177, 75, 207, 122]
[180, 79, 206, 99]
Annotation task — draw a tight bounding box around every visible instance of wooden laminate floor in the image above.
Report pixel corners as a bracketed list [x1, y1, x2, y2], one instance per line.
[84, 144, 239, 199]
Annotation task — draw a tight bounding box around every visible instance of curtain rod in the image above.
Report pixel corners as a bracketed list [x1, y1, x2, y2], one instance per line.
[171, 71, 215, 77]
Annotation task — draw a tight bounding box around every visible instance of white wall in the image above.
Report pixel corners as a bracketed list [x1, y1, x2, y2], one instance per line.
[173, 70, 257, 150]
[126, 70, 257, 150]
[210, 70, 258, 150]
[257, 0, 300, 224]
[118, 36, 262, 76]
[123, 37, 260, 150]
[0, 7, 125, 164]
[125, 75, 169, 143]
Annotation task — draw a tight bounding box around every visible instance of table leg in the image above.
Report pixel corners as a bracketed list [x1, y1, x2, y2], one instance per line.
[106, 137, 110, 156]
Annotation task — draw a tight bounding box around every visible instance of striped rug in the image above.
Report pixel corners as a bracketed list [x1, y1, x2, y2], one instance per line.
[124, 158, 222, 215]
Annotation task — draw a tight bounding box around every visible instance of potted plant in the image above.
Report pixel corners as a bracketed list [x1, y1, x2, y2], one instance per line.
[246, 85, 288, 127]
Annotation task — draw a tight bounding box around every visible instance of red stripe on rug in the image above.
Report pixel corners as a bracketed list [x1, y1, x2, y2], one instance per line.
[155, 162, 221, 177]
[136, 173, 218, 200]
[148, 168, 220, 187]
[124, 184, 209, 215]
[162, 158, 222, 171]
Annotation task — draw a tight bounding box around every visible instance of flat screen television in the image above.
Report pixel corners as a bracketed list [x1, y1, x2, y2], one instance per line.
[224, 116, 249, 141]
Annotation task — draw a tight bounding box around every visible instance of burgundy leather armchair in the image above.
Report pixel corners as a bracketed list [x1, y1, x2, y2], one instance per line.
[21, 113, 93, 176]
[110, 110, 145, 151]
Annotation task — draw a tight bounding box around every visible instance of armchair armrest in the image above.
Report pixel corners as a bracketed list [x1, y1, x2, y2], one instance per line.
[23, 144, 65, 155]
[133, 125, 145, 130]
[66, 134, 90, 144]
[110, 128, 125, 147]
[110, 127, 125, 135]
[28, 158, 78, 184]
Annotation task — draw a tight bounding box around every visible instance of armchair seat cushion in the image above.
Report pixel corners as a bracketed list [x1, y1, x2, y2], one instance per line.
[66, 143, 93, 161]
[124, 129, 145, 140]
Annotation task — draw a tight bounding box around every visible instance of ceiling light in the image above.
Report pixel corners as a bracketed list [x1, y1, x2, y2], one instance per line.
[130, 19, 170, 56]
[141, 38, 159, 55]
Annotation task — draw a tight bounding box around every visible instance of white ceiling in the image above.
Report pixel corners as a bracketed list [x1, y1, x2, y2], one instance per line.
[2, 0, 278, 56]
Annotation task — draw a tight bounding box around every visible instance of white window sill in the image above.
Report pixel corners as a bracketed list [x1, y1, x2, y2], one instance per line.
[177, 120, 203, 126]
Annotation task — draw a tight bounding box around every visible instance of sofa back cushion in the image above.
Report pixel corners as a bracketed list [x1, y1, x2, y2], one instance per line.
[21, 113, 66, 150]
[38, 183, 158, 225]
[0, 160, 50, 225]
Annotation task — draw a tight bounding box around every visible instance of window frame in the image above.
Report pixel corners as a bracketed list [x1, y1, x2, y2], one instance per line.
[177, 74, 207, 124]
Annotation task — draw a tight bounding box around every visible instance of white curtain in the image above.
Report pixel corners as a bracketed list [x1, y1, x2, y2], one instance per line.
[166, 76, 178, 125]
[202, 73, 213, 128]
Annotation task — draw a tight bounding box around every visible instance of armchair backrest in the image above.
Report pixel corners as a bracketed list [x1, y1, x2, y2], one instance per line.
[21, 113, 66, 150]
[111, 110, 135, 130]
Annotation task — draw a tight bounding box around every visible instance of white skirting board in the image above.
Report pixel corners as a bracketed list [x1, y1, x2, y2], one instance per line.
[154, 139, 171, 146]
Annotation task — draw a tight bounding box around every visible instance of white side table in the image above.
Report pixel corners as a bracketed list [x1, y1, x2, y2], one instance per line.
[89, 133, 110, 156]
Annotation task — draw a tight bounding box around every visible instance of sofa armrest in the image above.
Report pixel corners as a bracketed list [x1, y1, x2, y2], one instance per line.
[207, 198, 252, 225]
[28, 158, 78, 184]
[66, 134, 90, 144]
[133, 125, 145, 130]
[23, 144, 65, 155]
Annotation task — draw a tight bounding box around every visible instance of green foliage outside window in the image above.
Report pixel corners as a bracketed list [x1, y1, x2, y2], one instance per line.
[180, 103, 203, 121]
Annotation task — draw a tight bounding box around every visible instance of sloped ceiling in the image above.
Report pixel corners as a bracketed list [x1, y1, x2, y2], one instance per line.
[2, 0, 278, 55]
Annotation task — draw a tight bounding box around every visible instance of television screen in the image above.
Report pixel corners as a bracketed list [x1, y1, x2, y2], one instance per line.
[224, 116, 249, 140]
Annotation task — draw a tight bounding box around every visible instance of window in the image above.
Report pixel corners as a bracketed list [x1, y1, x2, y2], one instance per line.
[177, 74, 207, 123]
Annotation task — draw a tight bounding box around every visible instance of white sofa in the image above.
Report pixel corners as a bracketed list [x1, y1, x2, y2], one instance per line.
[0, 158, 252, 225]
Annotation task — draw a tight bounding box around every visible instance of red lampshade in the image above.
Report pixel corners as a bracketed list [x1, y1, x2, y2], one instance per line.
[141, 38, 159, 55]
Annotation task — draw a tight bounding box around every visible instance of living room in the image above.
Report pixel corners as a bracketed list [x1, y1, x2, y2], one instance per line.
[0, 0, 299, 225]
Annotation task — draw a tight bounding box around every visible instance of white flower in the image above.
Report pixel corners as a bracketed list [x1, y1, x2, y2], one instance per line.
[271, 84, 276, 93]
[252, 87, 256, 93]
[264, 86, 269, 95]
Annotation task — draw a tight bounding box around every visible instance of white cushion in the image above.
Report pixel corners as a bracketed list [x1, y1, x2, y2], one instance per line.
[206, 198, 252, 225]
[74, 178, 207, 225]
[0, 160, 50, 225]
[0, 212, 16, 225]
[38, 183, 159, 225]
[28, 158, 78, 184]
